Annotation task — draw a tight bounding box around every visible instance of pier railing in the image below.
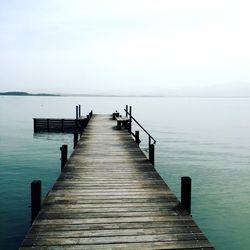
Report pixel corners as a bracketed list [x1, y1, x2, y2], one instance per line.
[124, 108, 156, 145]
[124, 105, 156, 165]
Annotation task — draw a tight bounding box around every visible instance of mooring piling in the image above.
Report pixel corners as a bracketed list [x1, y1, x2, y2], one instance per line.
[149, 144, 155, 166]
[60, 144, 68, 170]
[181, 176, 192, 214]
[135, 130, 140, 144]
[31, 180, 42, 224]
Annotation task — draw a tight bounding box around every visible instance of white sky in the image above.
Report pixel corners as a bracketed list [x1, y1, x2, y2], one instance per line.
[1, 0, 250, 95]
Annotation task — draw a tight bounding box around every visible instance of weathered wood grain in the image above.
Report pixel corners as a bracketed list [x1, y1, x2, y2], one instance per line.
[20, 114, 213, 249]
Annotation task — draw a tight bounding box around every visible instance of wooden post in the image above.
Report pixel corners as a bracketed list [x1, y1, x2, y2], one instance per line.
[74, 119, 78, 132]
[31, 180, 42, 224]
[79, 104, 81, 118]
[76, 106, 79, 120]
[149, 143, 155, 165]
[126, 105, 128, 117]
[181, 176, 192, 214]
[60, 144, 68, 170]
[135, 130, 140, 144]
[129, 106, 132, 133]
[74, 131, 78, 148]
[127, 122, 131, 133]
[149, 137, 151, 148]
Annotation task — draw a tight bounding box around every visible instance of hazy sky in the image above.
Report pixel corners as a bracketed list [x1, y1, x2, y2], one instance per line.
[1, 0, 250, 95]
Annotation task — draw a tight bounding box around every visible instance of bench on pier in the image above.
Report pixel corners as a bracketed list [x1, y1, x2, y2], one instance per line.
[116, 116, 130, 129]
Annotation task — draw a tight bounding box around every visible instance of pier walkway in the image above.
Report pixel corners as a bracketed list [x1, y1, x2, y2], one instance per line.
[20, 114, 213, 249]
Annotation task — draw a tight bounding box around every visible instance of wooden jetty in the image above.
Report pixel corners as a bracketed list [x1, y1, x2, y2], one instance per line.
[20, 110, 214, 249]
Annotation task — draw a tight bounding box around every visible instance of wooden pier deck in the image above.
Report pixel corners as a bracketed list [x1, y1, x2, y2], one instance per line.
[20, 114, 214, 249]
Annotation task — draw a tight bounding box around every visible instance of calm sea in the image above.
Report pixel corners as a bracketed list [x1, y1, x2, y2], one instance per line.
[0, 96, 250, 249]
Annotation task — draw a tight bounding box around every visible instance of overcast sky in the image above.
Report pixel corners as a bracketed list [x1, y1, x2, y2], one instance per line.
[1, 0, 250, 95]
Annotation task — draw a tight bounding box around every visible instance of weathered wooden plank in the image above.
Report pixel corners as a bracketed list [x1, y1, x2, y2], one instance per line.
[25, 226, 203, 238]
[53, 183, 168, 189]
[22, 233, 208, 246]
[40, 205, 179, 212]
[44, 197, 178, 205]
[41, 202, 179, 209]
[45, 194, 176, 201]
[46, 190, 174, 196]
[37, 211, 183, 220]
[20, 241, 213, 250]
[25, 221, 199, 234]
[21, 240, 214, 250]
[33, 216, 194, 225]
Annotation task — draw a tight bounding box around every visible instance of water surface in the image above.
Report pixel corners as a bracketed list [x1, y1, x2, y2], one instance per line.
[0, 96, 250, 249]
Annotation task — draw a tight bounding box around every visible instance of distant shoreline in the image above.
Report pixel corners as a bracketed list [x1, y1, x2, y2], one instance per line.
[1, 91, 250, 98]
[0, 92, 60, 96]
[0, 91, 164, 97]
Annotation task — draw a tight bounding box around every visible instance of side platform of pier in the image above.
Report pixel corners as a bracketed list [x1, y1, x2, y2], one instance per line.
[20, 114, 214, 249]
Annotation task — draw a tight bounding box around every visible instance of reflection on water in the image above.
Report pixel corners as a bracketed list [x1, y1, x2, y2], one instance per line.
[33, 132, 74, 142]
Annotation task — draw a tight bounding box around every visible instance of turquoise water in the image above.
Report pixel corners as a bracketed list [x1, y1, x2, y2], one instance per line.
[1, 96, 250, 249]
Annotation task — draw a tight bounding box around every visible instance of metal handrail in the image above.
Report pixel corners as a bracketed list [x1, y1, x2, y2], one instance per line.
[124, 109, 156, 145]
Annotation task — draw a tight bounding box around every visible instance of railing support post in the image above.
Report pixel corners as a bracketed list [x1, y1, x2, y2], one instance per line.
[79, 104, 81, 118]
[31, 180, 42, 224]
[135, 130, 140, 144]
[129, 106, 132, 134]
[60, 144, 68, 170]
[76, 106, 79, 120]
[127, 122, 131, 133]
[181, 176, 192, 214]
[126, 105, 128, 117]
[149, 144, 155, 165]
[74, 131, 78, 148]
